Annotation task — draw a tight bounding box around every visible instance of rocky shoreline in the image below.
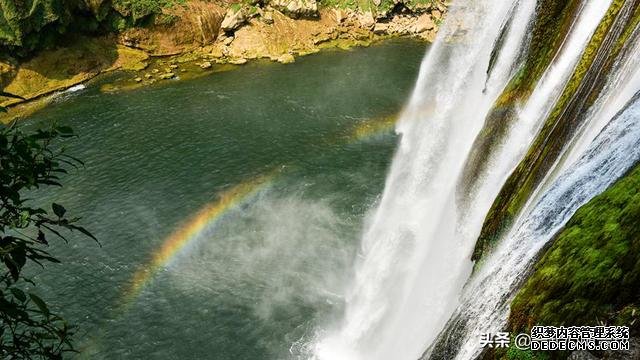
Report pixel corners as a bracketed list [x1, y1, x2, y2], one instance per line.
[0, 0, 446, 122]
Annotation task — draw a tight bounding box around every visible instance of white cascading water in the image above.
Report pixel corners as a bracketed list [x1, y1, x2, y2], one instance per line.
[310, 0, 625, 359]
[440, 89, 640, 360]
[429, 13, 640, 360]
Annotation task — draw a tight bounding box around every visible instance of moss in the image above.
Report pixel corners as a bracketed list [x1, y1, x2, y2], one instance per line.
[507, 163, 640, 344]
[473, 0, 640, 261]
[481, 341, 551, 360]
[494, 0, 582, 107]
[505, 348, 549, 360]
[464, 0, 582, 258]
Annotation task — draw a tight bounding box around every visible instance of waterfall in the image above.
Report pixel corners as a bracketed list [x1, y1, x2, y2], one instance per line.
[428, 90, 640, 359]
[309, 0, 640, 359]
[313, 1, 537, 359]
[426, 6, 640, 359]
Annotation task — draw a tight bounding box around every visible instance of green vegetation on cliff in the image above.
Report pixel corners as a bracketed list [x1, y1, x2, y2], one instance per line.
[495, 0, 581, 106]
[463, 0, 582, 258]
[320, 0, 439, 17]
[0, 0, 443, 56]
[0, 0, 183, 55]
[481, 162, 640, 360]
[509, 162, 640, 335]
[473, 0, 640, 261]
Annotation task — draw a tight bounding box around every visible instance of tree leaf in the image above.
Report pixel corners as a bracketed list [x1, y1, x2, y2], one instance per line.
[29, 293, 49, 316]
[37, 230, 48, 245]
[10, 288, 26, 302]
[52, 203, 66, 218]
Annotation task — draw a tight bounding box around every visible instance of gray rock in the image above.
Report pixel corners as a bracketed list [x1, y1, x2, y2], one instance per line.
[603, 337, 640, 360]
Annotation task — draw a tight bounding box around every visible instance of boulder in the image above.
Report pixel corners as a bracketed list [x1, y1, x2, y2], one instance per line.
[229, 58, 248, 65]
[262, 10, 274, 24]
[200, 61, 213, 69]
[333, 8, 346, 23]
[221, 7, 248, 32]
[269, 0, 318, 19]
[358, 11, 375, 29]
[276, 53, 295, 64]
[373, 22, 389, 34]
[414, 13, 436, 33]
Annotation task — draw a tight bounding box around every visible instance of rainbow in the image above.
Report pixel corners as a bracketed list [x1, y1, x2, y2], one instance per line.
[122, 172, 275, 305]
[348, 114, 398, 142]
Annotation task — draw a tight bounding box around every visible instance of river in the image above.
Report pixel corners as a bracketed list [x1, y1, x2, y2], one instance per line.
[23, 39, 427, 359]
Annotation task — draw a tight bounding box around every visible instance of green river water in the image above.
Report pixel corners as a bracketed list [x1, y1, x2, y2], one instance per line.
[24, 39, 426, 359]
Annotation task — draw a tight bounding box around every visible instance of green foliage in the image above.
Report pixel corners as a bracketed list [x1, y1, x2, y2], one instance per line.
[112, 0, 185, 20]
[0, 118, 95, 358]
[506, 347, 549, 360]
[0, 0, 185, 56]
[508, 163, 640, 337]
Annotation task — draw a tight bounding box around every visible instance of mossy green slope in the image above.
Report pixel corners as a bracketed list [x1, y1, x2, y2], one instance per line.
[473, 0, 640, 261]
[506, 162, 640, 358]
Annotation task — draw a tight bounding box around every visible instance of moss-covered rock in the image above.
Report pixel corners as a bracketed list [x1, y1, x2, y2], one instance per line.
[459, 0, 581, 230]
[505, 162, 640, 357]
[473, 0, 640, 261]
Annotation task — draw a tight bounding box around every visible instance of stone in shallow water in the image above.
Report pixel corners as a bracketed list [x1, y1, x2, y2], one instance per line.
[277, 54, 295, 64]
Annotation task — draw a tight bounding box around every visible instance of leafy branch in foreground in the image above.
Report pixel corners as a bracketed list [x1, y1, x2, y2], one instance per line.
[0, 117, 96, 359]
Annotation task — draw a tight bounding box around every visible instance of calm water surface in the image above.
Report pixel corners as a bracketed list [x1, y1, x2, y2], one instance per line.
[25, 39, 427, 359]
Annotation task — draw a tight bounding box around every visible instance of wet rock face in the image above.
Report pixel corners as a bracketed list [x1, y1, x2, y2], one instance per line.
[472, 0, 640, 261]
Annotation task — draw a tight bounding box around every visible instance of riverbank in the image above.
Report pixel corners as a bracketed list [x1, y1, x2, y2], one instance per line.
[0, 0, 446, 122]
